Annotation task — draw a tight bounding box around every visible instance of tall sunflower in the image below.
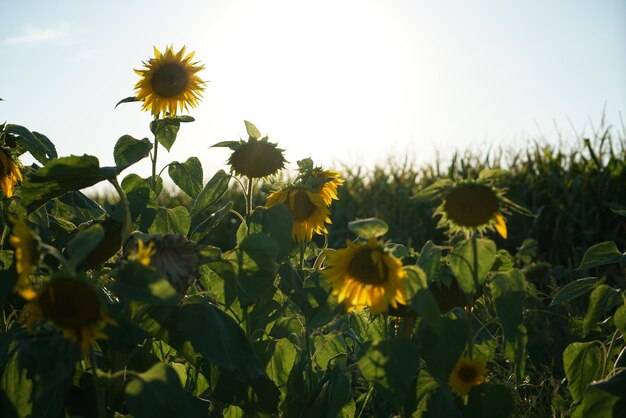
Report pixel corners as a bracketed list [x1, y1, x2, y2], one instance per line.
[448, 355, 486, 396]
[266, 188, 331, 242]
[322, 238, 407, 314]
[9, 215, 37, 300]
[312, 168, 344, 205]
[134, 45, 205, 117]
[22, 276, 110, 352]
[0, 148, 22, 198]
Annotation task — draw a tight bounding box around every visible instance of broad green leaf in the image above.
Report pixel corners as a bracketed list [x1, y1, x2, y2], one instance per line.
[66, 223, 104, 270]
[419, 314, 467, 381]
[357, 338, 420, 407]
[244, 120, 261, 139]
[168, 157, 203, 199]
[463, 383, 515, 418]
[448, 238, 497, 296]
[348, 218, 388, 238]
[563, 341, 604, 403]
[150, 116, 194, 151]
[254, 338, 297, 401]
[573, 369, 626, 418]
[313, 332, 348, 371]
[583, 284, 621, 334]
[113, 135, 152, 168]
[213, 371, 280, 415]
[149, 206, 191, 235]
[21, 155, 116, 211]
[404, 265, 443, 333]
[578, 242, 625, 270]
[490, 269, 527, 379]
[303, 365, 354, 418]
[190, 170, 230, 221]
[110, 262, 179, 305]
[4, 124, 57, 164]
[190, 202, 233, 244]
[177, 298, 266, 379]
[423, 384, 462, 418]
[550, 277, 598, 306]
[248, 204, 293, 259]
[417, 241, 442, 283]
[614, 305, 626, 342]
[124, 363, 206, 418]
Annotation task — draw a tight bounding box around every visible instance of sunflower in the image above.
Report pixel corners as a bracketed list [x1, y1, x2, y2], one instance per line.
[428, 179, 517, 239]
[132, 239, 157, 266]
[9, 215, 37, 300]
[448, 355, 486, 396]
[227, 138, 286, 178]
[0, 148, 22, 198]
[134, 45, 205, 117]
[22, 276, 110, 352]
[322, 237, 407, 314]
[266, 188, 331, 242]
[312, 168, 344, 205]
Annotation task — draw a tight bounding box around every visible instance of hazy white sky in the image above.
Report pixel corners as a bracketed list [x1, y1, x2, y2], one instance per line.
[1, 0, 625, 183]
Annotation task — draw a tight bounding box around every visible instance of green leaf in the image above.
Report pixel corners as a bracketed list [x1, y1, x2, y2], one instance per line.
[464, 383, 515, 418]
[149, 206, 191, 235]
[417, 241, 443, 283]
[614, 305, 626, 342]
[190, 170, 230, 221]
[66, 224, 104, 271]
[490, 269, 527, 379]
[303, 364, 354, 418]
[404, 265, 443, 333]
[115, 95, 140, 108]
[248, 205, 293, 259]
[21, 155, 116, 211]
[583, 284, 621, 334]
[124, 363, 206, 418]
[573, 369, 626, 418]
[150, 116, 194, 151]
[550, 277, 598, 306]
[254, 338, 298, 401]
[110, 262, 179, 305]
[177, 299, 267, 379]
[189, 202, 233, 244]
[113, 135, 152, 168]
[4, 124, 57, 164]
[563, 341, 604, 403]
[244, 120, 261, 139]
[168, 157, 203, 199]
[348, 217, 388, 239]
[419, 314, 468, 381]
[578, 242, 625, 270]
[448, 238, 497, 296]
[213, 371, 279, 415]
[423, 384, 462, 418]
[357, 338, 420, 407]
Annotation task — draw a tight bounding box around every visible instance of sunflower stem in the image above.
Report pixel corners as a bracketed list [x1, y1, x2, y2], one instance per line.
[89, 348, 107, 418]
[246, 177, 254, 215]
[299, 242, 306, 269]
[109, 178, 133, 243]
[151, 131, 159, 195]
[467, 236, 479, 358]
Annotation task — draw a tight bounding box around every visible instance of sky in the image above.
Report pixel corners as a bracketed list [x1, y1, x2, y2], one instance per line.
[1, 0, 625, 188]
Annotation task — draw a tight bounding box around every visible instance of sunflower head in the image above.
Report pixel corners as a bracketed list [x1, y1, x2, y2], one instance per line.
[448, 354, 487, 397]
[421, 178, 510, 239]
[124, 233, 200, 295]
[311, 168, 345, 205]
[322, 237, 407, 313]
[214, 121, 286, 179]
[22, 275, 110, 352]
[266, 187, 331, 242]
[0, 148, 23, 198]
[134, 45, 205, 117]
[9, 215, 38, 300]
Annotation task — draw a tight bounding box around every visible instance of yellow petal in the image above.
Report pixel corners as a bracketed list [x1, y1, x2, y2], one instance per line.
[495, 213, 507, 239]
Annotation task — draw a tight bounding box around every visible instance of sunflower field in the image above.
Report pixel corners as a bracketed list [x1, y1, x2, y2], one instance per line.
[1, 46, 626, 418]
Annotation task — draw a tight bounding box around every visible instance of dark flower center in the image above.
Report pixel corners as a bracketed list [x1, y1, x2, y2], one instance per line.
[444, 185, 499, 227]
[39, 278, 101, 329]
[291, 190, 318, 221]
[151, 63, 189, 98]
[348, 249, 388, 285]
[230, 141, 285, 178]
[457, 365, 478, 383]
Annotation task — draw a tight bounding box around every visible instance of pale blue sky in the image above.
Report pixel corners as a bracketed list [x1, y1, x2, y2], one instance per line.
[1, 0, 625, 183]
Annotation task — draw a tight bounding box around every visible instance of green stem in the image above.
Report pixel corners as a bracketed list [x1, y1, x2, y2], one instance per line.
[89, 348, 107, 418]
[356, 385, 374, 418]
[299, 242, 306, 270]
[151, 133, 159, 194]
[303, 319, 314, 395]
[467, 235, 479, 358]
[109, 178, 133, 243]
[246, 177, 254, 215]
[603, 330, 619, 377]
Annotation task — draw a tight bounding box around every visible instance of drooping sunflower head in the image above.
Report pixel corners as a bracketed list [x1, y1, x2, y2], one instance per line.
[9, 215, 38, 300]
[134, 45, 205, 117]
[448, 354, 487, 397]
[22, 276, 110, 352]
[123, 233, 200, 295]
[214, 120, 287, 179]
[0, 148, 23, 198]
[266, 187, 331, 242]
[322, 237, 407, 314]
[311, 168, 345, 205]
[427, 179, 510, 239]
